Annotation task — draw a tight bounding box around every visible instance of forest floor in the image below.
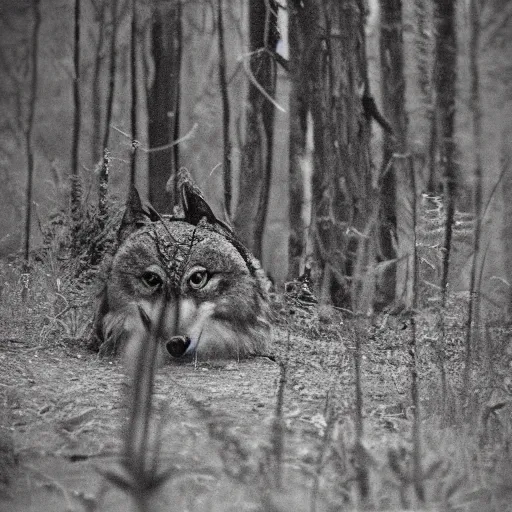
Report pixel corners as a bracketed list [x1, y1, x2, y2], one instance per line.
[1, 295, 512, 512]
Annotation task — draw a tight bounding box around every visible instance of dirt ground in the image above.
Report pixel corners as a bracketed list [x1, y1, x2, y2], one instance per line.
[1, 338, 287, 511]
[0, 305, 487, 512]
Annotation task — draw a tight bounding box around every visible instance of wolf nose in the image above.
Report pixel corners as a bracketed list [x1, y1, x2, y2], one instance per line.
[166, 336, 191, 358]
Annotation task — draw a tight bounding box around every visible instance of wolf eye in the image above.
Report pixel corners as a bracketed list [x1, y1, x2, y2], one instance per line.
[188, 270, 209, 290]
[141, 271, 163, 289]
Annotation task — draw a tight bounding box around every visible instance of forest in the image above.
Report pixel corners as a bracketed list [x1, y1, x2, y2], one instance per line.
[1, 0, 512, 511]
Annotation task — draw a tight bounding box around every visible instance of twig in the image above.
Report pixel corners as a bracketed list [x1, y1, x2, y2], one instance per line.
[111, 122, 198, 153]
[352, 322, 369, 502]
[99, 301, 177, 511]
[271, 49, 289, 72]
[309, 404, 336, 512]
[362, 94, 393, 134]
[239, 49, 286, 113]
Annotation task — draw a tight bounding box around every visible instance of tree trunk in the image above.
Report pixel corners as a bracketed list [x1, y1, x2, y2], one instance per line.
[98, 0, 119, 222]
[464, 0, 483, 399]
[434, 0, 457, 305]
[147, 3, 182, 213]
[23, 0, 41, 267]
[414, 0, 433, 107]
[298, 0, 372, 308]
[217, 0, 232, 218]
[413, 0, 436, 193]
[130, 0, 138, 186]
[378, 0, 407, 308]
[435, 0, 458, 194]
[90, 1, 107, 166]
[288, 1, 310, 279]
[501, 135, 512, 319]
[234, 0, 278, 259]
[70, 0, 82, 254]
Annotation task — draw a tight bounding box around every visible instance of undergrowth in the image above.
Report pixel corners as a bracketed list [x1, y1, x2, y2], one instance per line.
[0, 187, 123, 346]
[1, 191, 512, 511]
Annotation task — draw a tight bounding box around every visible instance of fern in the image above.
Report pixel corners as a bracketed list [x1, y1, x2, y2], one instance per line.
[417, 194, 475, 308]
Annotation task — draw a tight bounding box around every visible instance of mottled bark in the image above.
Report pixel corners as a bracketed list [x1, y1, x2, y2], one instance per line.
[305, 0, 373, 307]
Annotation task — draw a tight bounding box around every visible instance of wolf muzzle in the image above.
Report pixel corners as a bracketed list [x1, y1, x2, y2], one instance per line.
[166, 335, 191, 358]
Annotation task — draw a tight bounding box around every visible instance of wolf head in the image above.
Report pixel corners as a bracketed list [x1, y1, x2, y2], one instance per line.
[93, 176, 270, 360]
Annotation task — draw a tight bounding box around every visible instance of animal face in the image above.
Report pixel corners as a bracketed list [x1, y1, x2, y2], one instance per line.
[93, 179, 270, 361]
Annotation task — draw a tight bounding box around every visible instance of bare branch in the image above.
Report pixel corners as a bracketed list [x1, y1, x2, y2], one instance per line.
[112, 122, 198, 153]
[239, 49, 286, 113]
[362, 94, 393, 134]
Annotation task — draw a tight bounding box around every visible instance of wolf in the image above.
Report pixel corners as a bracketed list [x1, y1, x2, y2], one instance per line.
[92, 171, 271, 360]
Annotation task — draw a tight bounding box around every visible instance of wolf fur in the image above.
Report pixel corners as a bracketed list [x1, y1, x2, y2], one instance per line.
[92, 175, 271, 360]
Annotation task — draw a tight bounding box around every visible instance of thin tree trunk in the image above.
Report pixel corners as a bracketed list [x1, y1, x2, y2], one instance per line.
[253, 14, 278, 261]
[130, 0, 138, 186]
[464, 0, 483, 402]
[147, 3, 182, 212]
[90, 1, 107, 165]
[234, 0, 278, 259]
[217, 0, 232, 217]
[23, 0, 41, 269]
[434, 0, 458, 306]
[501, 135, 512, 319]
[413, 0, 437, 194]
[378, 0, 407, 308]
[500, 131, 512, 322]
[414, 0, 433, 108]
[98, 0, 119, 222]
[70, 0, 82, 254]
[288, 2, 310, 279]
[427, 102, 439, 194]
[408, 153, 425, 503]
[352, 322, 370, 502]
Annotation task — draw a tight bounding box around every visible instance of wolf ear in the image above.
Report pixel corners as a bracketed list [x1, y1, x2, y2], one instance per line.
[178, 169, 218, 226]
[117, 185, 151, 243]
[177, 168, 234, 233]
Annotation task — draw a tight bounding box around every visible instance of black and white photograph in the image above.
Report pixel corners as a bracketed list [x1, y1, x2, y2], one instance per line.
[1, 0, 512, 510]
